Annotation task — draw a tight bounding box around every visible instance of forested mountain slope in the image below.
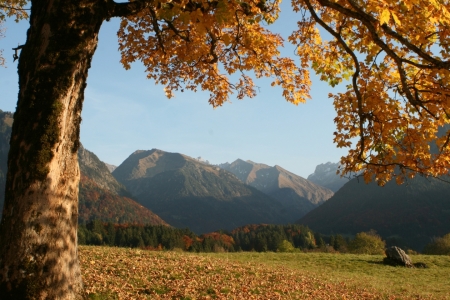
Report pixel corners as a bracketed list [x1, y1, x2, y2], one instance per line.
[298, 175, 450, 251]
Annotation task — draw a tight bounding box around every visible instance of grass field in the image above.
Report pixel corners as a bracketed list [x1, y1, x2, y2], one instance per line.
[80, 246, 450, 299]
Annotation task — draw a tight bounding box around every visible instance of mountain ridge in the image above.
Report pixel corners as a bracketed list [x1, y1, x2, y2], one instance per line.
[78, 144, 129, 197]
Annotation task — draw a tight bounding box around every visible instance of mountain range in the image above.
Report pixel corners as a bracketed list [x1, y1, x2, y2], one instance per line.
[112, 149, 294, 233]
[3, 107, 450, 251]
[219, 159, 333, 220]
[1, 109, 331, 233]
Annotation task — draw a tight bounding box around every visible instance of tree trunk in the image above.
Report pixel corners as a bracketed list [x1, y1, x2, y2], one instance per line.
[0, 1, 107, 298]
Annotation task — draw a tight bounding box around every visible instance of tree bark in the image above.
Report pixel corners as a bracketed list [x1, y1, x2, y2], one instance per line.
[0, 1, 108, 298]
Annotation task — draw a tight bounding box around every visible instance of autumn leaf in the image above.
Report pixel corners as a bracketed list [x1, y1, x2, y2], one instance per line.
[379, 9, 390, 25]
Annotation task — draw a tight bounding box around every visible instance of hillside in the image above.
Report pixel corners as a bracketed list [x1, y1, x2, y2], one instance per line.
[113, 149, 290, 233]
[78, 174, 167, 225]
[0, 111, 167, 225]
[77, 147, 168, 226]
[298, 175, 450, 251]
[219, 159, 333, 220]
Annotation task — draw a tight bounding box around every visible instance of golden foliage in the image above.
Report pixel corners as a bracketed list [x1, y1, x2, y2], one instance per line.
[0, 0, 28, 21]
[118, 0, 450, 184]
[290, 0, 450, 184]
[117, 0, 310, 107]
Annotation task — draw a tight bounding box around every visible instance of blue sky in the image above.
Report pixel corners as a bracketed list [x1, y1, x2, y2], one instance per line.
[0, 1, 349, 178]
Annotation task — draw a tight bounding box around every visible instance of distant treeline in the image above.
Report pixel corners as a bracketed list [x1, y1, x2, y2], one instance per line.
[79, 221, 450, 254]
[78, 221, 321, 252]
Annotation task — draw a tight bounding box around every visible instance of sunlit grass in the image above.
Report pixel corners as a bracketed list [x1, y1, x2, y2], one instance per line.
[200, 251, 450, 299]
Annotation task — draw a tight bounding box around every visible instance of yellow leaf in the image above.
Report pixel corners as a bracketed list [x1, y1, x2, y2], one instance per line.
[391, 12, 401, 25]
[380, 9, 390, 25]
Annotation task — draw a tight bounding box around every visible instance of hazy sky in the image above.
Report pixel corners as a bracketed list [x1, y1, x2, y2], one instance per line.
[0, 2, 349, 178]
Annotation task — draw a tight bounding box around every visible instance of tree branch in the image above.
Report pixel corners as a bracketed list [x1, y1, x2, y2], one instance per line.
[317, 0, 442, 118]
[106, 0, 154, 18]
[317, 0, 450, 69]
[164, 19, 190, 42]
[0, 4, 30, 10]
[304, 0, 367, 161]
[106, 0, 223, 19]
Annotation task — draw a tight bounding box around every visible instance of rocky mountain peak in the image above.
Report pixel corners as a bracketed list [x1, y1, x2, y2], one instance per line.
[104, 163, 117, 173]
[113, 149, 187, 182]
[307, 162, 349, 192]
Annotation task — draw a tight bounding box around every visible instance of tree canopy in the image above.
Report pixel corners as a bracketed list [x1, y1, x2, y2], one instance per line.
[290, 0, 450, 184]
[0, 0, 27, 21]
[2, 0, 450, 185]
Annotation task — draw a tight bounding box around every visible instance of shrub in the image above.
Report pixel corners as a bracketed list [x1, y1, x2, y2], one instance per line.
[423, 233, 450, 255]
[213, 245, 226, 253]
[348, 231, 385, 255]
[406, 249, 418, 255]
[330, 234, 349, 253]
[277, 240, 296, 253]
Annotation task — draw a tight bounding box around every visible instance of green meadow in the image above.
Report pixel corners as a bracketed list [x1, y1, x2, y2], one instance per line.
[201, 252, 450, 299]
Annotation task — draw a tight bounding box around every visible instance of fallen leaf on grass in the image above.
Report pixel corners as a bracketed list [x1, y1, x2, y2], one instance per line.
[79, 246, 432, 299]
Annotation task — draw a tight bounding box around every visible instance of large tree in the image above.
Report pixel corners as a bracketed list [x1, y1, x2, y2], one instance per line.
[0, 0, 303, 298]
[0, 0, 449, 299]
